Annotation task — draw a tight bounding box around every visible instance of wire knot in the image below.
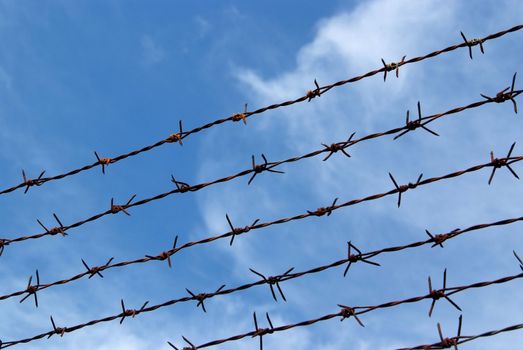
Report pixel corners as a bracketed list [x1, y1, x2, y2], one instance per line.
[481, 73, 519, 114]
[460, 31, 485, 59]
[250, 267, 294, 302]
[487, 142, 519, 185]
[145, 236, 178, 268]
[343, 241, 380, 276]
[21, 170, 46, 193]
[389, 173, 423, 207]
[251, 312, 275, 350]
[248, 154, 284, 185]
[186, 285, 225, 312]
[48, 316, 66, 338]
[306, 79, 321, 102]
[232, 103, 249, 125]
[338, 304, 365, 327]
[94, 151, 112, 174]
[110, 195, 136, 216]
[119, 300, 149, 324]
[308, 198, 338, 217]
[381, 55, 406, 81]
[166, 120, 184, 145]
[427, 269, 462, 317]
[20, 270, 40, 307]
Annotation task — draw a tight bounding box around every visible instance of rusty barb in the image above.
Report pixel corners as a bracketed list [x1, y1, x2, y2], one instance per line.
[170, 175, 191, 193]
[19, 270, 40, 308]
[232, 103, 249, 125]
[307, 197, 338, 217]
[338, 305, 365, 327]
[488, 142, 520, 185]
[343, 241, 380, 277]
[225, 214, 260, 246]
[81, 257, 114, 279]
[119, 299, 149, 324]
[481, 72, 520, 114]
[427, 269, 462, 317]
[306, 79, 322, 102]
[425, 228, 460, 248]
[48, 316, 67, 339]
[94, 151, 113, 174]
[145, 236, 179, 268]
[110, 195, 137, 216]
[322, 132, 355, 161]
[248, 154, 284, 185]
[36, 213, 68, 237]
[186, 285, 226, 313]
[252, 312, 275, 350]
[166, 120, 184, 145]
[21, 170, 45, 194]
[249, 267, 294, 302]
[381, 55, 406, 81]
[394, 102, 439, 140]
[460, 31, 485, 59]
[389, 173, 423, 207]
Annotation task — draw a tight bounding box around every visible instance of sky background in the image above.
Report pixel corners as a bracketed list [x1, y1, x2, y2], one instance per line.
[0, 0, 522, 349]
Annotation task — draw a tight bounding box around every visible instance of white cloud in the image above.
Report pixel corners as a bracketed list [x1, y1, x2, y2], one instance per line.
[140, 35, 166, 65]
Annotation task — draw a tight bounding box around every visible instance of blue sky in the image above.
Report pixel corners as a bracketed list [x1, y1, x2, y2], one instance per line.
[0, 0, 522, 349]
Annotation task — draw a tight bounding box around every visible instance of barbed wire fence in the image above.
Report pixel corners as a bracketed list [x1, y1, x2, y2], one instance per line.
[1, 24, 523, 349]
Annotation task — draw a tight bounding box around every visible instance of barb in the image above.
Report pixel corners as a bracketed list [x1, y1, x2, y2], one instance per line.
[225, 214, 260, 246]
[21, 170, 45, 194]
[322, 133, 355, 161]
[249, 267, 294, 302]
[388, 173, 423, 207]
[460, 30, 485, 59]
[306, 79, 321, 101]
[248, 154, 285, 185]
[488, 142, 520, 185]
[427, 269, 462, 317]
[166, 120, 184, 145]
[481, 72, 519, 114]
[19, 270, 40, 308]
[186, 285, 225, 312]
[381, 55, 406, 81]
[110, 195, 137, 216]
[0, 25, 520, 197]
[251, 312, 275, 350]
[343, 241, 380, 277]
[394, 102, 439, 140]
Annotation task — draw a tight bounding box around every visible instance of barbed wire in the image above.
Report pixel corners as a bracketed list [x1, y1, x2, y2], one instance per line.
[1, 25, 520, 197]
[165, 269, 523, 350]
[398, 316, 523, 349]
[0, 87, 520, 255]
[2, 239, 522, 348]
[4, 199, 523, 309]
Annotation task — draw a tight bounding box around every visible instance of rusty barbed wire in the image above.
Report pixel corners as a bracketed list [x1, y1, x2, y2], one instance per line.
[165, 270, 523, 350]
[398, 316, 523, 349]
[2, 236, 522, 348]
[0, 151, 521, 306]
[0, 25, 521, 197]
[1, 192, 522, 310]
[0, 88, 520, 255]
[2, 182, 523, 309]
